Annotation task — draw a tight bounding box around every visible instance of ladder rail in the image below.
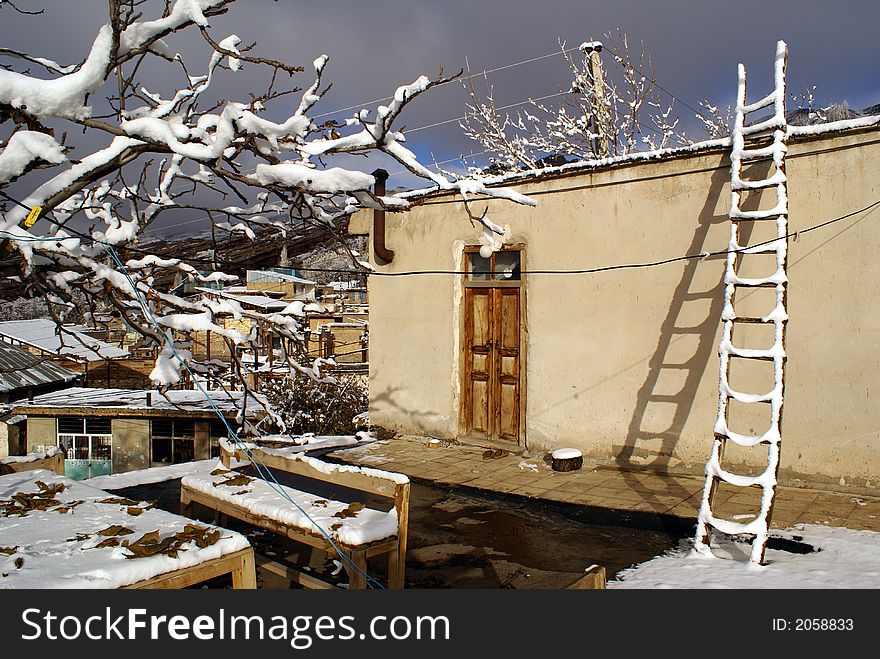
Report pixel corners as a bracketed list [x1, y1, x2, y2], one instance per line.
[695, 40, 789, 564]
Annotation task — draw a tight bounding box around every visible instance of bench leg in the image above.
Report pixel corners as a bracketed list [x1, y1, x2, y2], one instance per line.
[346, 550, 368, 589]
[231, 548, 257, 589]
[388, 534, 407, 589]
[180, 498, 194, 518]
[388, 549, 403, 589]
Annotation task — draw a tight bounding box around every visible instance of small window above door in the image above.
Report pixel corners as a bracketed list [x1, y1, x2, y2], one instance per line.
[465, 249, 521, 283]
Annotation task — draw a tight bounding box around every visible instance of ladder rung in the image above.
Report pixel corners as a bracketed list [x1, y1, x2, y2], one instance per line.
[741, 91, 777, 114]
[729, 208, 786, 221]
[731, 280, 781, 288]
[741, 116, 786, 136]
[725, 352, 787, 363]
[728, 242, 783, 254]
[730, 316, 788, 324]
[731, 175, 786, 191]
[723, 392, 773, 404]
[714, 432, 775, 447]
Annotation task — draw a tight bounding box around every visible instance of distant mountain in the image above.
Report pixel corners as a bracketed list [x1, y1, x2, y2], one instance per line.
[786, 102, 875, 126]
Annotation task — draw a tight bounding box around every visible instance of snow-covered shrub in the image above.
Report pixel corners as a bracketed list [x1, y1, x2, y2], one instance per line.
[263, 374, 368, 436]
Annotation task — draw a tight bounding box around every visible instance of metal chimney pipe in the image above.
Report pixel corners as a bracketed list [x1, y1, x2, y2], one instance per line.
[371, 168, 395, 264]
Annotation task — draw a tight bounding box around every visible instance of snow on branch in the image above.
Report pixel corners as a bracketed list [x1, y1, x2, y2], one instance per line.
[461, 32, 692, 175]
[0, 0, 535, 422]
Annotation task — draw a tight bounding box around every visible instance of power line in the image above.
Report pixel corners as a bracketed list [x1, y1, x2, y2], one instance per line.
[311, 45, 580, 121]
[5, 187, 877, 280]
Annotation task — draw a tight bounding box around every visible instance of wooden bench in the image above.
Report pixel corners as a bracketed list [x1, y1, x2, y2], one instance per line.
[180, 443, 409, 589]
[122, 547, 256, 589]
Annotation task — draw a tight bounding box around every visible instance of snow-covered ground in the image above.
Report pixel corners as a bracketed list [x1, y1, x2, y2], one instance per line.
[610, 525, 880, 588]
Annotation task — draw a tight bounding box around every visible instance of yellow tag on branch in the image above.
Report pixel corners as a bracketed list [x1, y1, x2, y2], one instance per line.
[24, 205, 42, 227]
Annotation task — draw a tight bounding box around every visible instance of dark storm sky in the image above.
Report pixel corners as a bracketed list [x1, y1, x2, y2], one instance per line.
[3, 0, 879, 232]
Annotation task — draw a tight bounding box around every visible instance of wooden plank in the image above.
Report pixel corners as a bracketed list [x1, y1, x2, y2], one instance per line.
[255, 554, 337, 589]
[565, 565, 607, 590]
[123, 547, 256, 590]
[181, 484, 399, 554]
[227, 445, 399, 498]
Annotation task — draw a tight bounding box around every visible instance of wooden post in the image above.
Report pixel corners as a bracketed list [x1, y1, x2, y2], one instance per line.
[584, 42, 611, 158]
[347, 550, 368, 589]
[231, 548, 257, 589]
[389, 482, 409, 589]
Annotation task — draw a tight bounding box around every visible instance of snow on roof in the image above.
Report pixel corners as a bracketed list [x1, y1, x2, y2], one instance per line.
[0, 341, 79, 392]
[246, 269, 317, 285]
[0, 469, 250, 589]
[13, 386, 269, 419]
[402, 114, 880, 200]
[195, 287, 289, 311]
[0, 319, 129, 362]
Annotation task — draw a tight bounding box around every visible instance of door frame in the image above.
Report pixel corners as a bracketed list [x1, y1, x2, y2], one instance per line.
[458, 244, 527, 447]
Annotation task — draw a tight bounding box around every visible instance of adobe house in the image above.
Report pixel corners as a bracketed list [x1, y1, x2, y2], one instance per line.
[13, 387, 268, 479]
[350, 118, 880, 491]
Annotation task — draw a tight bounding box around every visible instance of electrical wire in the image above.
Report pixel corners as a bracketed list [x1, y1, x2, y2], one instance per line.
[310, 45, 581, 121]
[3, 189, 880, 279]
[99, 242, 386, 588]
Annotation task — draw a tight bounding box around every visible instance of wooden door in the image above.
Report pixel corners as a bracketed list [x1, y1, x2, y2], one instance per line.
[464, 287, 521, 442]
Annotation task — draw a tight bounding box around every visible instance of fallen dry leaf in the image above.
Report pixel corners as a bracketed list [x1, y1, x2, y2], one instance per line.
[333, 502, 365, 519]
[98, 525, 134, 537]
[98, 497, 140, 506]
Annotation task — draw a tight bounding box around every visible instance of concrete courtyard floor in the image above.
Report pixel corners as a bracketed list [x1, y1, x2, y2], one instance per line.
[328, 437, 880, 533]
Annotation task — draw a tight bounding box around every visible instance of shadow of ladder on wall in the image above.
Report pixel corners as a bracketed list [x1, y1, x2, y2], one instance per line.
[694, 41, 791, 564]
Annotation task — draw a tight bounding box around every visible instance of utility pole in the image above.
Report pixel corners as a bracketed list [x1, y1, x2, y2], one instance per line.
[581, 41, 611, 158]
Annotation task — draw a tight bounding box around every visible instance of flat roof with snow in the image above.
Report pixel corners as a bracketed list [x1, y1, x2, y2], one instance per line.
[0, 319, 129, 362]
[247, 269, 317, 285]
[13, 387, 269, 419]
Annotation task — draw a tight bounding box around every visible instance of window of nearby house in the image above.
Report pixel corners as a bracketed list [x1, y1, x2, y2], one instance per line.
[465, 247, 522, 283]
[56, 417, 113, 468]
[151, 418, 195, 465]
[58, 416, 112, 435]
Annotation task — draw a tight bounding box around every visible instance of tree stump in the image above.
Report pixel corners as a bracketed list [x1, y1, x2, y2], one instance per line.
[551, 448, 583, 472]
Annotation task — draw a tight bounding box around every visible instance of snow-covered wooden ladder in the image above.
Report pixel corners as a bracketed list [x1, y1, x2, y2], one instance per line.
[694, 41, 789, 564]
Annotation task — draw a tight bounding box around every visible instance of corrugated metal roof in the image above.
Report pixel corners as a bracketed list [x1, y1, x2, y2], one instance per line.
[0, 319, 129, 362]
[0, 342, 79, 393]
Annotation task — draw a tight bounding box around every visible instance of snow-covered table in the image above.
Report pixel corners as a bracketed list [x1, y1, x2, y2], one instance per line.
[0, 469, 254, 589]
[181, 443, 409, 589]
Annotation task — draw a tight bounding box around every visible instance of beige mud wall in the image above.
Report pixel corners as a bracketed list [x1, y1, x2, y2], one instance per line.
[358, 128, 880, 488]
[26, 416, 57, 452]
[111, 418, 150, 473]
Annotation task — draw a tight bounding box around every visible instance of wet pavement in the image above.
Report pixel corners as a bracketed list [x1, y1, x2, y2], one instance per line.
[327, 436, 880, 533]
[108, 477, 691, 589]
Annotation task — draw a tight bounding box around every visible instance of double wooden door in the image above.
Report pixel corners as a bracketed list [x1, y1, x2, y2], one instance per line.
[463, 286, 521, 442]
